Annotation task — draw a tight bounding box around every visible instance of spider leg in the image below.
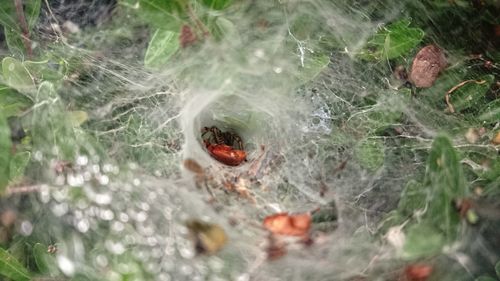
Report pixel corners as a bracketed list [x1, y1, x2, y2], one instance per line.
[201, 127, 211, 138]
[233, 135, 244, 150]
[211, 127, 225, 145]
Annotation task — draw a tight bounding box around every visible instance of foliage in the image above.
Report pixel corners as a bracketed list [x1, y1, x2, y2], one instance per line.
[359, 19, 424, 60]
[0, 247, 31, 281]
[354, 138, 385, 171]
[0, 0, 41, 56]
[0, 0, 499, 280]
[401, 135, 467, 259]
[0, 112, 11, 193]
[144, 29, 180, 69]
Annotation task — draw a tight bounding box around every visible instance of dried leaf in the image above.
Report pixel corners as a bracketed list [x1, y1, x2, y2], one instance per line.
[266, 234, 287, 260]
[492, 131, 500, 145]
[409, 45, 447, 88]
[185, 219, 227, 254]
[183, 158, 204, 175]
[263, 213, 311, 237]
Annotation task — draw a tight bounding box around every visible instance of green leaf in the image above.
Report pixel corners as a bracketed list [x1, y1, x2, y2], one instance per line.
[424, 135, 467, 240]
[31, 81, 78, 158]
[354, 138, 385, 171]
[200, 0, 233, 10]
[398, 180, 427, 216]
[2, 57, 35, 94]
[23, 60, 66, 82]
[366, 109, 403, 133]
[298, 52, 330, 83]
[403, 223, 445, 260]
[33, 243, 59, 276]
[118, 0, 184, 30]
[0, 0, 41, 29]
[0, 85, 33, 118]
[478, 98, 500, 124]
[448, 75, 494, 112]
[3, 26, 25, 57]
[9, 151, 30, 180]
[210, 17, 237, 41]
[360, 19, 424, 60]
[0, 112, 12, 193]
[25, 0, 42, 30]
[0, 0, 41, 55]
[144, 29, 180, 69]
[0, 247, 31, 281]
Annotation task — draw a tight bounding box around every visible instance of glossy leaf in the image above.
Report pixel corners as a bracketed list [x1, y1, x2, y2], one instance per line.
[33, 243, 59, 276]
[0, 85, 33, 118]
[9, 151, 30, 180]
[361, 19, 424, 60]
[144, 29, 180, 69]
[0, 112, 11, 193]
[200, 0, 233, 10]
[0, 247, 31, 281]
[354, 138, 385, 171]
[2, 57, 35, 94]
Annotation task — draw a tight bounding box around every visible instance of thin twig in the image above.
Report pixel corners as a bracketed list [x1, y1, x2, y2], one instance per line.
[43, 0, 64, 40]
[14, 0, 32, 57]
[445, 79, 487, 113]
[5, 184, 41, 196]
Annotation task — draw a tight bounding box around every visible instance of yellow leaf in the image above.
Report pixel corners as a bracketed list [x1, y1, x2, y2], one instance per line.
[67, 111, 88, 127]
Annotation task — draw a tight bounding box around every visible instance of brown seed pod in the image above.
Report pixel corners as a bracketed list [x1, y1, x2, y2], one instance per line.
[409, 45, 447, 88]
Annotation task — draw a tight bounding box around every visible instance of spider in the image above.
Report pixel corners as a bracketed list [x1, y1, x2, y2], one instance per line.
[201, 126, 244, 150]
[201, 126, 246, 166]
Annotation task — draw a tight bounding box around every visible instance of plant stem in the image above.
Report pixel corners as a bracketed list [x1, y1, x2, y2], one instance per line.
[14, 0, 32, 57]
[186, 2, 210, 37]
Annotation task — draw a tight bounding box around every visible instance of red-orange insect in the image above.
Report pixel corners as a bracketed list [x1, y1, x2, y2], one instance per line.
[202, 126, 247, 166]
[204, 142, 247, 166]
[263, 212, 312, 237]
[404, 264, 433, 281]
